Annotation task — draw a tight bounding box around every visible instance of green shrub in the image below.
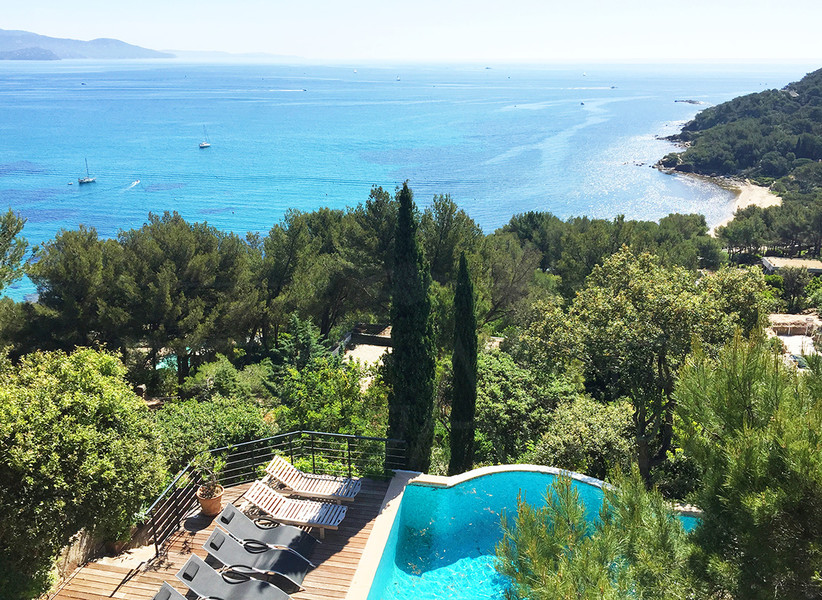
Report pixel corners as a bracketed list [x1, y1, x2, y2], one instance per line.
[273, 314, 330, 371]
[521, 395, 634, 480]
[182, 354, 277, 402]
[182, 354, 244, 399]
[805, 275, 822, 309]
[270, 357, 386, 437]
[154, 397, 275, 473]
[0, 348, 166, 599]
[649, 447, 703, 500]
[660, 152, 680, 168]
[474, 350, 581, 464]
[781, 266, 811, 313]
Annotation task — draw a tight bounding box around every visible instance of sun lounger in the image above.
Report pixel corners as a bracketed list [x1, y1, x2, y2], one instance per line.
[244, 480, 347, 539]
[264, 455, 362, 502]
[204, 527, 311, 592]
[150, 582, 187, 600]
[176, 554, 290, 600]
[217, 503, 319, 564]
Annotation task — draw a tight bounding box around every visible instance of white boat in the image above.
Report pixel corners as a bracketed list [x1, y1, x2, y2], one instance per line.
[78, 158, 95, 184]
[199, 125, 211, 149]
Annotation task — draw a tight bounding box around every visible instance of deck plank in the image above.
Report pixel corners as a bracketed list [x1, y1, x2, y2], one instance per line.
[50, 479, 390, 600]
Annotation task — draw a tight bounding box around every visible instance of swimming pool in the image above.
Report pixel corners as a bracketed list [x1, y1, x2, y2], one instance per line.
[365, 466, 697, 600]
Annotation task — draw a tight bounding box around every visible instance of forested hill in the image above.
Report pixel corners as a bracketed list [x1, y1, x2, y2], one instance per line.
[660, 67, 822, 261]
[660, 67, 822, 180]
[0, 29, 174, 59]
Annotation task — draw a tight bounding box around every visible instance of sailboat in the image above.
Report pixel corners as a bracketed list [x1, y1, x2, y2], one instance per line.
[199, 125, 211, 149]
[78, 158, 95, 184]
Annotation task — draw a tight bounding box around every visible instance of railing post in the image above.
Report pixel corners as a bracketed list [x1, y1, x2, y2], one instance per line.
[385, 439, 391, 476]
[289, 436, 294, 464]
[311, 432, 316, 473]
[150, 508, 160, 558]
[347, 438, 352, 478]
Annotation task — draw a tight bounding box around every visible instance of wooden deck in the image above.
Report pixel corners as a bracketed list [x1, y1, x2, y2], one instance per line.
[50, 479, 390, 600]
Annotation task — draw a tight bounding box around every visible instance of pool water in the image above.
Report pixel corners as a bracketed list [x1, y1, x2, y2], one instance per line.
[366, 470, 697, 600]
[366, 471, 605, 600]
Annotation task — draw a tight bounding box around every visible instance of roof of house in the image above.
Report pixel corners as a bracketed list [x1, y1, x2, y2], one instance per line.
[762, 256, 822, 273]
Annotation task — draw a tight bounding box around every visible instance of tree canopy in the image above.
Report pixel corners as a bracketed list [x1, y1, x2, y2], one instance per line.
[677, 336, 822, 599]
[664, 67, 822, 180]
[0, 348, 166, 598]
[448, 253, 477, 475]
[497, 471, 693, 600]
[517, 247, 770, 481]
[0, 209, 27, 294]
[386, 182, 436, 471]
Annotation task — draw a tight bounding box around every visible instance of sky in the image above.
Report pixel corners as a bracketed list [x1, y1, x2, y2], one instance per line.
[5, 0, 822, 62]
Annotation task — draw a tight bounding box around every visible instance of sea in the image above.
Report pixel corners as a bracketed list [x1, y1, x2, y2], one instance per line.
[0, 60, 816, 300]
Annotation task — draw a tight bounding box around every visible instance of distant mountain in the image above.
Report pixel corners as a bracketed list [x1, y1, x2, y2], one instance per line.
[0, 47, 59, 60]
[0, 29, 174, 59]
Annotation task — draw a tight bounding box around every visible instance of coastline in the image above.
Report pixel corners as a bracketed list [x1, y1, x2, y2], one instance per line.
[657, 166, 783, 233]
[711, 178, 783, 232]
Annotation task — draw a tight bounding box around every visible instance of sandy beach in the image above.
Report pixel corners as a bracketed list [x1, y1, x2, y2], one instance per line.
[711, 179, 782, 232]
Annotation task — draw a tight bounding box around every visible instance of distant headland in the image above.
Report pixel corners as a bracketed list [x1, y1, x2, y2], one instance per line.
[656, 66, 822, 245]
[0, 28, 174, 60]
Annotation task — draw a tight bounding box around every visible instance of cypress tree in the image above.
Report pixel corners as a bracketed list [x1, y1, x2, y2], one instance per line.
[387, 182, 436, 472]
[449, 252, 477, 475]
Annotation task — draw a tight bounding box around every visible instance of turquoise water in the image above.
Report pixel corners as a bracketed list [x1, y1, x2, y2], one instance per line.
[367, 471, 696, 600]
[0, 61, 814, 299]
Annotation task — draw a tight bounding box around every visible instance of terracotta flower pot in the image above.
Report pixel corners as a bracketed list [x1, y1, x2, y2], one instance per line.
[196, 484, 224, 516]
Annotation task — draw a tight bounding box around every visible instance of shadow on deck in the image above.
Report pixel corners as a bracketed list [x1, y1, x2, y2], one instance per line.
[50, 479, 390, 600]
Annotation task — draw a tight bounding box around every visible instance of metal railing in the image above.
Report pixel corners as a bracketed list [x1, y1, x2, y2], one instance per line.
[146, 430, 406, 557]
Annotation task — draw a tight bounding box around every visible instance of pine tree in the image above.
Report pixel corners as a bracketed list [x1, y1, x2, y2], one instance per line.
[0, 209, 27, 294]
[678, 336, 822, 599]
[496, 470, 693, 600]
[387, 182, 436, 472]
[449, 252, 477, 475]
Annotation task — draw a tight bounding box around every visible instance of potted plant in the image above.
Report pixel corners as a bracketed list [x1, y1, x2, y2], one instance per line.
[194, 453, 226, 516]
[104, 525, 138, 556]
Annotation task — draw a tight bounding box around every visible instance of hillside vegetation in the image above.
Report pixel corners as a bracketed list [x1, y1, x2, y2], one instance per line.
[660, 68, 822, 260]
[661, 67, 822, 179]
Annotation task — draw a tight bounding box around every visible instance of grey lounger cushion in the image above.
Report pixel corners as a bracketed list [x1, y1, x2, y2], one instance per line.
[151, 582, 186, 600]
[176, 554, 291, 600]
[204, 527, 311, 591]
[217, 503, 318, 563]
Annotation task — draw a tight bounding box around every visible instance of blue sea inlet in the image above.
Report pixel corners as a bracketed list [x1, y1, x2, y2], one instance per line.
[0, 60, 814, 299]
